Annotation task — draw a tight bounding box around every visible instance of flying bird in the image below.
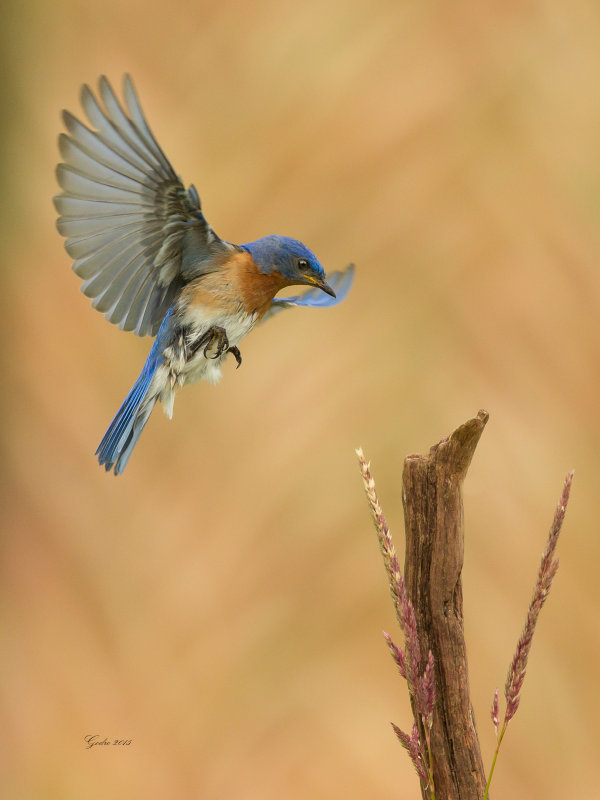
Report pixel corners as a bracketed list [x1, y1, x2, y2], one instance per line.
[54, 75, 354, 474]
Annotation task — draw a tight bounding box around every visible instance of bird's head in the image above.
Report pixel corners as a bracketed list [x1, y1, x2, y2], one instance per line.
[242, 235, 336, 297]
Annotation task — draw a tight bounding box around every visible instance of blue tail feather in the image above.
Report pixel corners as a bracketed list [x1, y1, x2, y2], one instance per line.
[96, 336, 163, 475]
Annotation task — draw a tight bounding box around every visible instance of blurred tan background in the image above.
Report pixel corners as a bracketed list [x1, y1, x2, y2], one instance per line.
[1, 0, 599, 797]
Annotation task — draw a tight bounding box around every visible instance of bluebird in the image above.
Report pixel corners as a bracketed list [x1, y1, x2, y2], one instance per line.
[54, 75, 354, 474]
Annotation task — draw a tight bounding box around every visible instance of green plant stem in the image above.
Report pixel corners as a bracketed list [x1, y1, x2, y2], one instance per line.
[482, 722, 507, 800]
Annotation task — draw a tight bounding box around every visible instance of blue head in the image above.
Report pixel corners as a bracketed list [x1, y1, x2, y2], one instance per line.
[241, 235, 335, 297]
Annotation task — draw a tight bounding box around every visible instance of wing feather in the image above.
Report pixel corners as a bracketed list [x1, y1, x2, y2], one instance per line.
[61, 111, 159, 185]
[54, 75, 230, 336]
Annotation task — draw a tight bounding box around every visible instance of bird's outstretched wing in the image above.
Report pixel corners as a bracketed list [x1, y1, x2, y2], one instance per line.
[54, 75, 231, 336]
[261, 264, 355, 324]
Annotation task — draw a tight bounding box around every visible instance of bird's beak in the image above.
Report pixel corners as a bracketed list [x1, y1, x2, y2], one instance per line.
[305, 275, 336, 298]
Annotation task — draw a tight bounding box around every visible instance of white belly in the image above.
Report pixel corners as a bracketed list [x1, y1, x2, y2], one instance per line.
[182, 308, 258, 384]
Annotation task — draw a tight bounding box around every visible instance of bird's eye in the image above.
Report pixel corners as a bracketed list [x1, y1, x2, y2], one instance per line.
[297, 258, 311, 272]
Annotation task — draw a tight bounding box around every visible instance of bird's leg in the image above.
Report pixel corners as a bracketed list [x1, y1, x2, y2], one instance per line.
[201, 326, 229, 359]
[184, 326, 228, 360]
[181, 326, 242, 367]
[182, 326, 218, 359]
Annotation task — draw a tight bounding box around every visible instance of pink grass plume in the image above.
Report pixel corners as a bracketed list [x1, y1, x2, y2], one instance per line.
[483, 471, 574, 800]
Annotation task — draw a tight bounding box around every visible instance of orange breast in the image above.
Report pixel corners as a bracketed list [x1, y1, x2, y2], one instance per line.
[234, 251, 287, 318]
[180, 249, 287, 319]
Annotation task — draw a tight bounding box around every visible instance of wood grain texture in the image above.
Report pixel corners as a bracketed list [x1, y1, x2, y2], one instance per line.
[402, 410, 489, 800]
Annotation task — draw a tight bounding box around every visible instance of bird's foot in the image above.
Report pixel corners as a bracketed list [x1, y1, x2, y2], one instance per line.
[203, 326, 229, 360]
[228, 346, 242, 369]
[187, 326, 229, 360]
[185, 327, 242, 367]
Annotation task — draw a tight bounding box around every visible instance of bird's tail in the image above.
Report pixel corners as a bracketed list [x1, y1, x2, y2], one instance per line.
[96, 347, 161, 475]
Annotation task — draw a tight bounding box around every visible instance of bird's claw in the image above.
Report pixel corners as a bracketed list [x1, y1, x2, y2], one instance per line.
[228, 346, 242, 368]
[184, 326, 242, 368]
[185, 325, 228, 360]
[202, 326, 229, 360]
[199, 328, 242, 368]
